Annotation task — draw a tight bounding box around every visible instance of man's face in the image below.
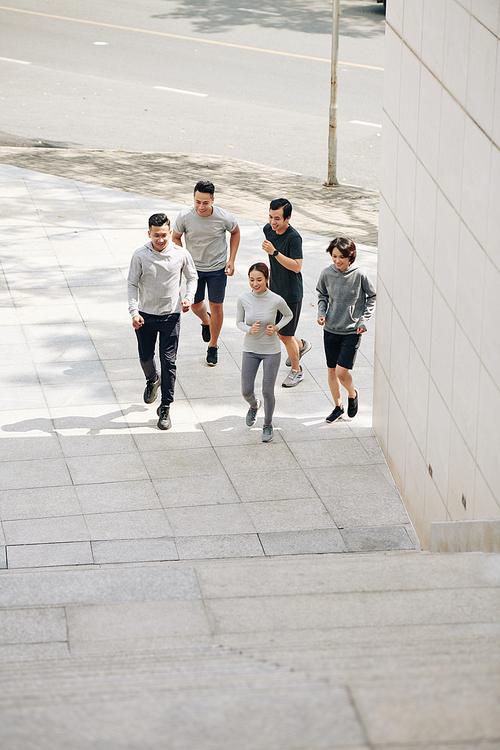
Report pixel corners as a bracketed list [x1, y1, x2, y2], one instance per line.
[194, 191, 214, 217]
[269, 207, 289, 235]
[148, 223, 171, 252]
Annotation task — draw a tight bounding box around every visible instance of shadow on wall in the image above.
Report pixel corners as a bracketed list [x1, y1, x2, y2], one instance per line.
[152, 0, 385, 38]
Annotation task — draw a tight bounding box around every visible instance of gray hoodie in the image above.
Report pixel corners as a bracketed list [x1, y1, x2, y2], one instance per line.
[316, 263, 376, 335]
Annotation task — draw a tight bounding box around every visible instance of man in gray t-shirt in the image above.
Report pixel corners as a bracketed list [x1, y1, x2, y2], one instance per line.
[172, 180, 240, 366]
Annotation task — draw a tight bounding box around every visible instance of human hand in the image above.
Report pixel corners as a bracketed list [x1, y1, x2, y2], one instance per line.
[266, 324, 277, 336]
[262, 240, 275, 256]
[132, 314, 144, 329]
[225, 260, 235, 276]
[181, 298, 191, 313]
[317, 316, 326, 326]
[357, 327, 366, 334]
[249, 321, 260, 334]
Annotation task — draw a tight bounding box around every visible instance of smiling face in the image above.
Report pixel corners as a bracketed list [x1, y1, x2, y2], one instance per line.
[249, 270, 267, 294]
[148, 223, 171, 252]
[268, 207, 290, 235]
[194, 191, 214, 217]
[331, 248, 350, 272]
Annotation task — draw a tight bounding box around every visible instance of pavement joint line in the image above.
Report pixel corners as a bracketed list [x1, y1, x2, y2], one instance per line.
[0, 5, 384, 70]
[0, 148, 379, 244]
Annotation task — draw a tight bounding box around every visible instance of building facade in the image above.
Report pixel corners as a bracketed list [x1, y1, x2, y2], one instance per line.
[374, 0, 500, 549]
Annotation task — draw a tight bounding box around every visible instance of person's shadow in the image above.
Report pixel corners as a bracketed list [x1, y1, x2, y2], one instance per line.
[1, 404, 151, 436]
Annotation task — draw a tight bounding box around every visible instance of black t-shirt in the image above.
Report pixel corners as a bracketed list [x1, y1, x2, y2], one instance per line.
[263, 223, 303, 304]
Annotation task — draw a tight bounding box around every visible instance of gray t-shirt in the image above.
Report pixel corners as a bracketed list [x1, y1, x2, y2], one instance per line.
[173, 206, 238, 272]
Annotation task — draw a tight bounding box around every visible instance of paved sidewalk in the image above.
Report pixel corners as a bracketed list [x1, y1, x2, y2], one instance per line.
[0, 159, 412, 569]
[0, 147, 379, 243]
[0, 156, 498, 749]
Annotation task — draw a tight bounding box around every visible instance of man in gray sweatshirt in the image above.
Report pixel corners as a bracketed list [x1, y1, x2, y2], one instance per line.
[317, 237, 376, 423]
[128, 213, 198, 430]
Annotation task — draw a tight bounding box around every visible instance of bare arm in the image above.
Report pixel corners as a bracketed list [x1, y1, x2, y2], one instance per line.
[172, 231, 183, 247]
[262, 240, 302, 273]
[225, 225, 240, 276]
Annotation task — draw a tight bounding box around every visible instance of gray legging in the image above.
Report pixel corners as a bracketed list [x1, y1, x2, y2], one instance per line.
[241, 350, 281, 425]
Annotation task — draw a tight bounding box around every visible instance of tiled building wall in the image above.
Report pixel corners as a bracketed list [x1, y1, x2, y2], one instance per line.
[374, 0, 500, 549]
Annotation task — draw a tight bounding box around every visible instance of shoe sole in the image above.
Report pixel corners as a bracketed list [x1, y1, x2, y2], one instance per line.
[262, 434, 274, 442]
[326, 412, 344, 423]
[285, 341, 312, 368]
[282, 378, 303, 388]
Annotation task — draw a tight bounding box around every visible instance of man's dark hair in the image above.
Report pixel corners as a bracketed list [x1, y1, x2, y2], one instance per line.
[194, 180, 215, 196]
[148, 213, 170, 228]
[326, 237, 357, 265]
[269, 198, 292, 220]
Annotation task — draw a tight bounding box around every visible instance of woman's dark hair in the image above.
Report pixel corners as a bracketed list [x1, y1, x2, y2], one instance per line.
[248, 262, 269, 287]
[326, 237, 356, 265]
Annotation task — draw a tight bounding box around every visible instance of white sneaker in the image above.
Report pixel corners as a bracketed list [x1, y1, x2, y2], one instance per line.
[285, 340, 312, 368]
[282, 369, 304, 388]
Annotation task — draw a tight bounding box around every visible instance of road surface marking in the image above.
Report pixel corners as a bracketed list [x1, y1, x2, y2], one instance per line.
[0, 55, 31, 64]
[238, 8, 281, 15]
[350, 120, 382, 128]
[154, 86, 207, 97]
[0, 6, 384, 70]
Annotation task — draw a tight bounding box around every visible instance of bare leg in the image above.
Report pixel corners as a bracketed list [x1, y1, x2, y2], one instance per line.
[337, 366, 356, 399]
[327, 367, 342, 407]
[191, 301, 211, 326]
[207, 301, 223, 347]
[279, 334, 301, 371]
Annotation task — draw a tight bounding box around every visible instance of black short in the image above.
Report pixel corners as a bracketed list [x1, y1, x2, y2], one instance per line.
[276, 300, 301, 337]
[323, 330, 361, 370]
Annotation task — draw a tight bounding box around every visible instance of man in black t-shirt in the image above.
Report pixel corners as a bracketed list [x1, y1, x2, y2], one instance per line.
[262, 198, 311, 387]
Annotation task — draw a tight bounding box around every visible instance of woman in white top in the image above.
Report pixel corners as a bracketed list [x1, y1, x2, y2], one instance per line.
[236, 263, 292, 442]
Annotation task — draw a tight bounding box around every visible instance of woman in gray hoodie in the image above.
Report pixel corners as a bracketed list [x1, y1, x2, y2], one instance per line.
[316, 237, 376, 423]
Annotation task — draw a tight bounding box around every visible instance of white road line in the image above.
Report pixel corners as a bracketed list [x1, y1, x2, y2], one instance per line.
[154, 86, 208, 97]
[238, 8, 281, 15]
[350, 120, 382, 128]
[0, 56, 31, 64]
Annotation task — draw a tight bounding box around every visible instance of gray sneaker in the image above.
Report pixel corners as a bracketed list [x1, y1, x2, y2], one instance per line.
[246, 399, 261, 427]
[282, 368, 304, 388]
[285, 339, 312, 368]
[262, 424, 274, 442]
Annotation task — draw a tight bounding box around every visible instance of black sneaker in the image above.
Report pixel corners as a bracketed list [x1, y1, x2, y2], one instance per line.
[143, 377, 160, 404]
[326, 405, 344, 423]
[206, 346, 218, 366]
[157, 404, 171, 430]
[348, 389, 359, 418]
[201, 312, 211, 343]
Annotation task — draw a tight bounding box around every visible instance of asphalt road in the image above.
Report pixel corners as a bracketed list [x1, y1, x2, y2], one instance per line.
[0, 0, 385, 190]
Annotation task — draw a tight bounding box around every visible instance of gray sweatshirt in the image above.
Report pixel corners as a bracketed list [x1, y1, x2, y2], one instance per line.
[236, 289, 292, 354]
[316, 263, 376, 334]
[127, 241, 198, 317]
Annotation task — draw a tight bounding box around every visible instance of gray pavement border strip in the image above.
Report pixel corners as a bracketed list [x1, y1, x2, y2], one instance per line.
[0, 147, 379, 244]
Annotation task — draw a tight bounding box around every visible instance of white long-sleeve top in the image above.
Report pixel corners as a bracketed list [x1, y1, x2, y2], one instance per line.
[127, 240, 198, 317]
[236, 288, 292, 354]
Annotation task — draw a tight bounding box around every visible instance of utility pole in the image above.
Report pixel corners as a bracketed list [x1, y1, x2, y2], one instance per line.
[327, 0, 340, 185]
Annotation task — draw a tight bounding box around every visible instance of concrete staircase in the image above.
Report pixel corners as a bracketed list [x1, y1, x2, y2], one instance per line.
[0, 550, 498, 749]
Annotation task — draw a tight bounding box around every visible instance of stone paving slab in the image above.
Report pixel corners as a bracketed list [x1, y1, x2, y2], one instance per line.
[0, 148, 379, 244]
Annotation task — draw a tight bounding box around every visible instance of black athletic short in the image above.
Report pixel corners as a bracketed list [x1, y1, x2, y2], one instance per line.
[323, 330, 362, 370]
[276, 300, 301, 337]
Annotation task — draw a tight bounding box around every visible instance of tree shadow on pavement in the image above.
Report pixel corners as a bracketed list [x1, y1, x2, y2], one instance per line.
[152, 0, 384, 38]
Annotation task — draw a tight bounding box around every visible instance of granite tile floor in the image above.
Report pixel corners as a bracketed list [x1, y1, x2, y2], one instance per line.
[0, 161, 498, 750]
[0, 162, 418, 568]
